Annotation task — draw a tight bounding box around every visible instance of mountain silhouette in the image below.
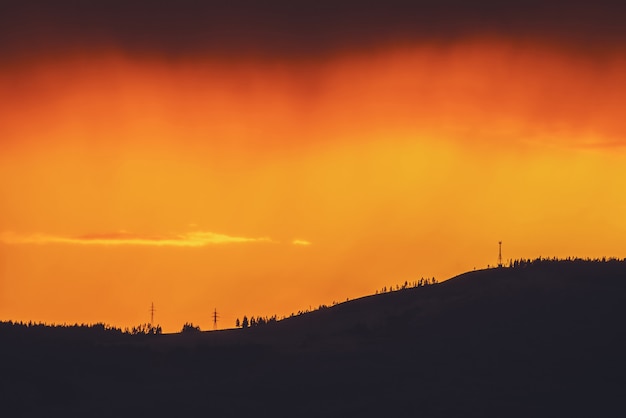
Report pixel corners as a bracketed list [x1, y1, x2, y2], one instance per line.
[1, 259, 625, 417]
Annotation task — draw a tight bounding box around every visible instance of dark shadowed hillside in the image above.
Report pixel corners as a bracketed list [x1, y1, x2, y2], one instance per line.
[2, 260, 626, 417]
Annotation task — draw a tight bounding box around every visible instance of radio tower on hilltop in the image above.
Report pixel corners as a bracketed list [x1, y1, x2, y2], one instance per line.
[212, 308, 219, 330]
[498, 241, 503, 268]
[150, 302, 156, 325]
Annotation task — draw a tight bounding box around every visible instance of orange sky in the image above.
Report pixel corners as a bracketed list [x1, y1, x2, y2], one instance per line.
[1, 39, 626, 332]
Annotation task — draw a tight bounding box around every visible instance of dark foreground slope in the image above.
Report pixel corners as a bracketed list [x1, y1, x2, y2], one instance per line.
[2, 260, 626, 417]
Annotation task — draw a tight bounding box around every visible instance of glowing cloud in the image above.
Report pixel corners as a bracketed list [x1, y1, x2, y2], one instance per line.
[0, 231, 273, 247]
[292, 239, 312, 246]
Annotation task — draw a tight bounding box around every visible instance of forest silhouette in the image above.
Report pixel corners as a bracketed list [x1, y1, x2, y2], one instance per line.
[1, 258, 625, 417]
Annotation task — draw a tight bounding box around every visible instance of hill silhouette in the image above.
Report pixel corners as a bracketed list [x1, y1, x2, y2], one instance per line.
[2, 259, 625, 417]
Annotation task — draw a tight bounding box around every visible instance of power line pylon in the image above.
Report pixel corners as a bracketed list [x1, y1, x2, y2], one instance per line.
[212, 308, 219, 330]
[150, 302, 156, 325]
[498, 241, 503, 268]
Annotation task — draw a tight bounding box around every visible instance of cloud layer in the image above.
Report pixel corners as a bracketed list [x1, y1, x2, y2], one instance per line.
[1, 1, 625, 60]
[0, 231, 273, 247]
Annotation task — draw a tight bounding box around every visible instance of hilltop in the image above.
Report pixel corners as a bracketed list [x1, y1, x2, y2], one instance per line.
[2, 259, 626, 417]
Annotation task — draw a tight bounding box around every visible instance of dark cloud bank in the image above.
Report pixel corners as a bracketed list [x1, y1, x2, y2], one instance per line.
[1, 1, 625, 59]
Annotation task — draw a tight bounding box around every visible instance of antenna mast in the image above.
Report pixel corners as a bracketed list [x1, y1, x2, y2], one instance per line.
[498, 241, 503, 268]
[150, 302, 156, 325]
[212, 308, 219, 330]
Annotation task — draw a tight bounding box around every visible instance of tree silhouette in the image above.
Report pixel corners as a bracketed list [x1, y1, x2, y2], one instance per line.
[130, 323, 162, 336]
[242, 316, 249, 329]
[181, 322, 201, 333]
[236, 318, 240, 328]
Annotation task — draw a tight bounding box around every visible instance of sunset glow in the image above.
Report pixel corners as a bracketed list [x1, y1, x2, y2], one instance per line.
[2, 10, 625, 334]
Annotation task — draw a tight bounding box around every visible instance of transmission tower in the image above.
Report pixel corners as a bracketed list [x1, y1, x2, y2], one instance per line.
[498, 241, 503, 268]
[212, 308, 219, 330]
[150, 302, 156, 325]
